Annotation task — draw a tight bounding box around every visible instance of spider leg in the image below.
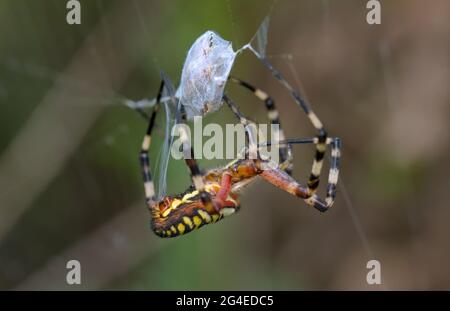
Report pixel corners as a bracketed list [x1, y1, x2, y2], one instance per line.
[222, 94, 257, 156]
[259, 137, 341, 211]
[228, 76, 293, 174]
[175, 103, 223, 215]
[140, 80, 165, 207]
[256, 57, 330, 198]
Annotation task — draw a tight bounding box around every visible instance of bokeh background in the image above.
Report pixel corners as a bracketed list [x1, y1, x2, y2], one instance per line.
[0, 0, 449, 290]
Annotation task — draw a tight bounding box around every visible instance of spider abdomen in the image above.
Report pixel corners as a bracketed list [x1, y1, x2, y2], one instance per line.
[151, 204, 239, 238]
[150, 183, 240, 238]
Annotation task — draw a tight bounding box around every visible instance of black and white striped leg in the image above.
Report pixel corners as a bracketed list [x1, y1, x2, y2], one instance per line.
[304, 137, 341, 211]
[228, 76, 293, 174]
[140, 80, 165, 207]
[257, 58, 328, 197]
[176, 106, 216, 214]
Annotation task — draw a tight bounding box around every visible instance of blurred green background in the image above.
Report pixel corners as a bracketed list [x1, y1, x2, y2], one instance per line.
[0, 0, 449, 290]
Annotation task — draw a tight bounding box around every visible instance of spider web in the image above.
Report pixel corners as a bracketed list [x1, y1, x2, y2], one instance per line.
[154, 72, 179, 200]
[249, 16, 270, 59]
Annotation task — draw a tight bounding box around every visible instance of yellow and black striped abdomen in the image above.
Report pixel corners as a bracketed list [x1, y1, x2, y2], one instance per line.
[150, 186, 240, 238]
[152, 204, 239, 238]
